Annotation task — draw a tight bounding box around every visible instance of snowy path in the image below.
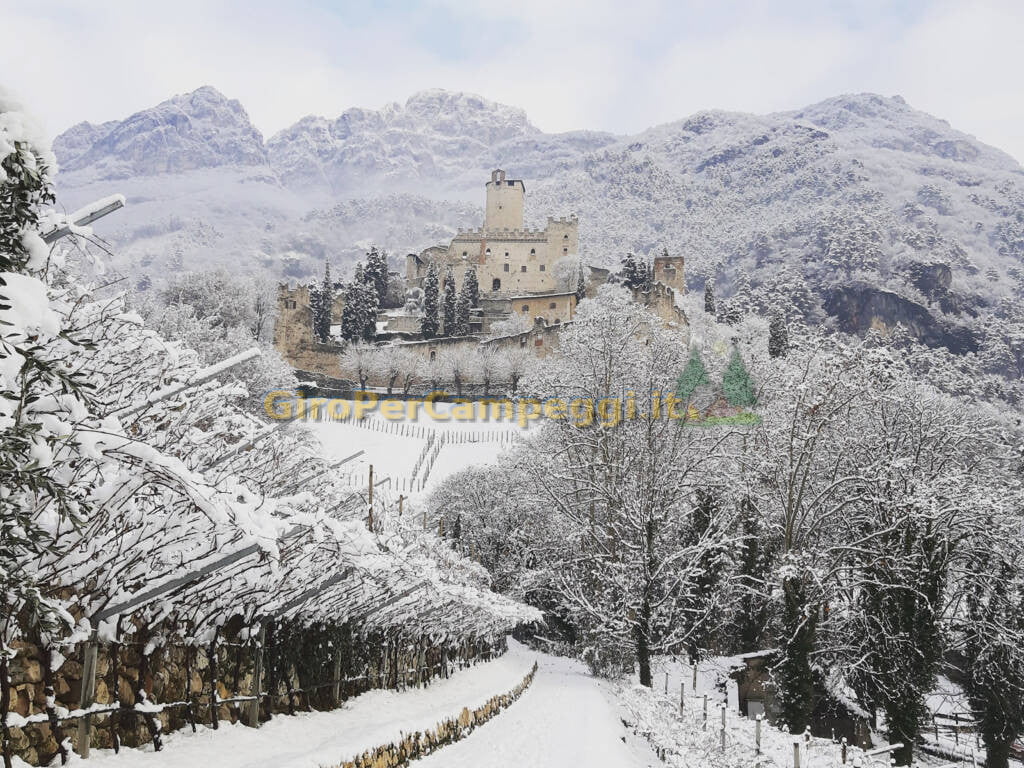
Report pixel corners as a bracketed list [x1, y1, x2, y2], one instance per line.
[415, 650, 658, 768]
[74, 646, 534, 768]
[65, 642, 657, 768]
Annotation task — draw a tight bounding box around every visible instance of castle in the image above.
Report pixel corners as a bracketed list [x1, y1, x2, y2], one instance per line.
[405, 169, 581, 331]
[272, 170, 689, 386]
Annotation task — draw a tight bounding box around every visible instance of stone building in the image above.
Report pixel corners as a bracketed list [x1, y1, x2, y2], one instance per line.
[406, 169, 580, 329]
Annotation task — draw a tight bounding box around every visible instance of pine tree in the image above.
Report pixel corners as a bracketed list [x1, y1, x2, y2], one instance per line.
[421, 263, 440, 339]
[774, 562, 819, 734]
[619, 253, 652, 291]
[575, 264, 587, 301]
[364, 246, 389, 305]
[768, 314, 789, 358]
[721, 348, 757, 407]
[442, 267, 457, 336]
[676, 347, 709, 403]
[703, 278, 716, 315]
[463, 267, 479, 307]
[312, 262, 333, 342]
[455, 278, 473, 336]
[340, 279, 378, 342]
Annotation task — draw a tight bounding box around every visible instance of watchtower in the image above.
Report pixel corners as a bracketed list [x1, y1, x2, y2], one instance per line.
[653, 252, 686, 294]
[485, 169, 525, 231]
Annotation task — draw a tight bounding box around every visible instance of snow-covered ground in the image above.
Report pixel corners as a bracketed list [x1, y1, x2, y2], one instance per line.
[42, 641, 660, 768]
[305, 400, 531, 495]
[415, 651, 659, 768]
[54, 643, 536, 768]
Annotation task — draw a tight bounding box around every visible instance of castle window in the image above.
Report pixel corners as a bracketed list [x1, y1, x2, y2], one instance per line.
[520, 336, 527, 347]
[505, 251, 509, 258]
[530, 248, 536, 255]
[562, 247, 568, 255]
[485, 248, 491, 256]
[429, 350, 436, 361]
[539, 264, 545, 271]
[462, 251, 468, 257]
[285, 300, 297, 309]
[521, 265, 527, 272]
[549, 302, 556, 309]
[563, 234, 569, 240]
[503, 263, 509, 272]
[492, 278, 501, 291]
[521, 304, 529, 312]
[534, 338, 543, 347]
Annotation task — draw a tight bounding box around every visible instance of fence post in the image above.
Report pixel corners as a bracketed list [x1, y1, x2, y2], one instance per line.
[246, 623, 266, 728]
[332, 647, 343, 707]
[720, 703, 726, 751]
[679, 681, 685, 714]
[692, 662, 698, 692]
[793, 739, 801, 768]
[841, 736, 848, 764]
[77, 634, 99, 758]
[756, 714, 762, 755]
[702, 694, 708, 730]
[664, 671, 669, 694]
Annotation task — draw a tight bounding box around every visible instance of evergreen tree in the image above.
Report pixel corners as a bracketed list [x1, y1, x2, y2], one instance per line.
[675, 347, 709, 403]
[312, 262, 333, 342]
[768, 314, 789, 358]
[463, 267, 479, 307]
[619, 253, 652, 291]
[421, 264, 440, 339]
[442, 267, 457, 336]
[455, 278, 473, 336]
[364, 246, 389, 305]
[340, 279, 378, 342]
[721, 348, 757, 407]
[575, 264, 587, 301]
[773, 561, 819, 734]
[703, 278, 716, 315]
[733, 496, 773, 652]
[682, 489, 728, 661]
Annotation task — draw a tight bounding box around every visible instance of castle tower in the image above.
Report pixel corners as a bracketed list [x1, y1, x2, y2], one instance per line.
[653, 252, 686, 294]
[485, 169, 525, 231]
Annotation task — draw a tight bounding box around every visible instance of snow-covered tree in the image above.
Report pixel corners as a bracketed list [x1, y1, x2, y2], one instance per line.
[421, 264, 439, 339]
[442, 267, 457, 336]
[340, 277, 378, 342]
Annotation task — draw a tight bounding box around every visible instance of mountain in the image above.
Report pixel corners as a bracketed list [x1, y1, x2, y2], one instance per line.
[50, 86, 1024, 370]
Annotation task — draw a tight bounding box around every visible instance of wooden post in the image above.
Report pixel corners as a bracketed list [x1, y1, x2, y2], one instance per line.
[77, 636, 99, 758]
[332, 649, 343, 707]
[720, 703, 727, 751]
[398, 495, 404, 516]
[954, 712, 959, 745]
[247, 623, 266, 728]
[664, 671, 669, 694]
[368, 465, 374, 506]
[692, 662, 698, 691]
[756, 714, 762, 755]
[208, 635, 220, 730]
[793, 739, 801, 768]
[679, 681, 685, 714]
[702, 694, 708, 730]
[841, 737, 848, 764]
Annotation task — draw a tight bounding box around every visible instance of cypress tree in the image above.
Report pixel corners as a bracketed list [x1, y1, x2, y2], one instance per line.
[312, 262, 333, 342]
[575, 264, 587, 301]
[340, 279, 378, 342]
[455, 279, 472, 336]
[768, 314, 789, 358]
[704, 279, 716, 315]
[364, 246, 389, 305]
[463, 267, 479, 307]
[442, 267, 457, 336]
[421, 264, 439, 339]
[722, 348, 757, 408]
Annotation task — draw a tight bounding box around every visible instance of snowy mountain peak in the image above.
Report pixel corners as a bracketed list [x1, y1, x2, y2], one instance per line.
[56, 85, 267, 180]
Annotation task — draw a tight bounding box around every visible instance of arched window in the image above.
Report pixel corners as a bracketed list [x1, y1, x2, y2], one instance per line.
[485, 248, 491, 257]
[492, 278, 501, 291]
[563, 234, 569, 240]
[530, 248, 536, 255]
[429, 350, 436, 361]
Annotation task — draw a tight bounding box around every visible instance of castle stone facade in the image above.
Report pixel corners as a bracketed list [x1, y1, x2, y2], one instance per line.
[406, 169, 579, 328]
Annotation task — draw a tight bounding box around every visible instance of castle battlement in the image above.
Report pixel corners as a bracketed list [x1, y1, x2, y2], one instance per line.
[453, 226, 548, 241]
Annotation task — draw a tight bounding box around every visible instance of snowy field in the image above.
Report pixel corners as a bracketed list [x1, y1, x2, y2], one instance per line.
[304, 400, 533, 495]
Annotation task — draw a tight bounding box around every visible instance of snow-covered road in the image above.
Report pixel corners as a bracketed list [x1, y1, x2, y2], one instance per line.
[415, 649, 658, 768]
[63, 641, 656, 768]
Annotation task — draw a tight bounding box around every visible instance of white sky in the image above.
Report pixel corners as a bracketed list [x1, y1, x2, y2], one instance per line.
[2, 0, 1022, 162]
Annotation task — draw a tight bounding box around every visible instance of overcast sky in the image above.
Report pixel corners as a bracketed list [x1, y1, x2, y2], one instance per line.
[3, 0, 1022, 162]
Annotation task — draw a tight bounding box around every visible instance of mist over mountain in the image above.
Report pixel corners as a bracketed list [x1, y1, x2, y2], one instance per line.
[52, 86, 1024, 362]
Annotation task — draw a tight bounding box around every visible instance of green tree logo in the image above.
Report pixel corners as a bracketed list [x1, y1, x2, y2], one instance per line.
[721, 348, 757, 408]
[676, 347, 709, 402]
